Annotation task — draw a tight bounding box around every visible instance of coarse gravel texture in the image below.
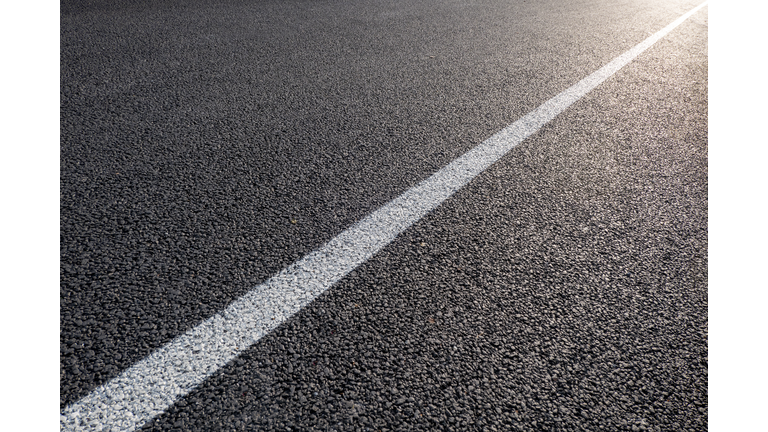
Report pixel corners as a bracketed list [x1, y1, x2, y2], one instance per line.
[61, 0, 707, 430]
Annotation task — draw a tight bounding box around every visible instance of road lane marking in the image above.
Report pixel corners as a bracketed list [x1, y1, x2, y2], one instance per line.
[61, 2, 708, 430]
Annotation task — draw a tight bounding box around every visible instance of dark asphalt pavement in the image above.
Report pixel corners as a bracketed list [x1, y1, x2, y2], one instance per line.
[60, 0, 708, 430]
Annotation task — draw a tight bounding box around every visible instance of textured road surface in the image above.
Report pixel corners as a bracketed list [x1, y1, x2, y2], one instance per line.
[61, 0, 708, 430]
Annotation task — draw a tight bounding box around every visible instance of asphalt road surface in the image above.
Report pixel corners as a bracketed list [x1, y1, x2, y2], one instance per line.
[60, 0, 708, 430]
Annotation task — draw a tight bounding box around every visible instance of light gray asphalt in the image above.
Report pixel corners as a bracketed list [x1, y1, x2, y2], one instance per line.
[60, 0, 708, 430]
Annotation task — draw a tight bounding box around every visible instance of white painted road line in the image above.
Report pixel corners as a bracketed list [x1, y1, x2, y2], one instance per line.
[60, 2, 708, 430]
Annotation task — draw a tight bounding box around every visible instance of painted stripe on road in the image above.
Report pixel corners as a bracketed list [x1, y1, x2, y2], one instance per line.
[61, 2, 708, 430]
